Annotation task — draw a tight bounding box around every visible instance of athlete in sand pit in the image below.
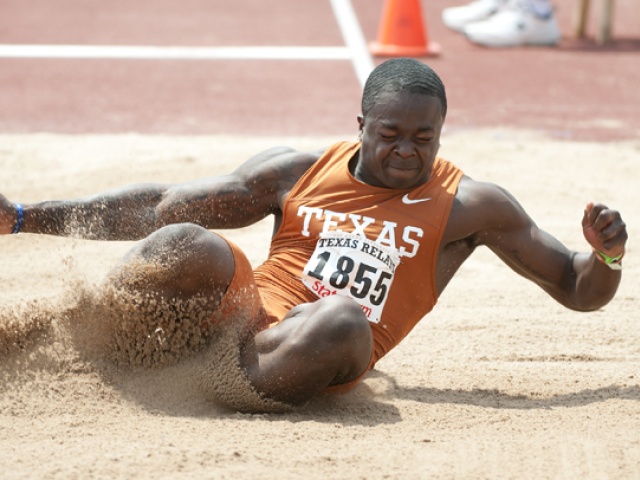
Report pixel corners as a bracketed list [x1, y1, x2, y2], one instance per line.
[0, 59, 628, 408]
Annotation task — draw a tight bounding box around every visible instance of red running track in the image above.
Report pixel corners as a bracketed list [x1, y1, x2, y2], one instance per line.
[0, 0, 639, 141]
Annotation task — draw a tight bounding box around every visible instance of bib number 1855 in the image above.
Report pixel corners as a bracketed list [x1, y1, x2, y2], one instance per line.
[301, 232, 399, 324]
[306, 252, 391, 306]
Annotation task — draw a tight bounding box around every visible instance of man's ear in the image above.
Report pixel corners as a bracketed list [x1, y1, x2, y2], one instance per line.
[357, 115, 364, 136]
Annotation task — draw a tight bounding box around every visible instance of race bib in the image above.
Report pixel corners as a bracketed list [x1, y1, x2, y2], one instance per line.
[302, 232, 400, 323]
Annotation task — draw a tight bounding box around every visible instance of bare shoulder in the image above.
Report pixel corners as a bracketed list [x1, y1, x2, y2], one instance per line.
[443, 175, 531, 245]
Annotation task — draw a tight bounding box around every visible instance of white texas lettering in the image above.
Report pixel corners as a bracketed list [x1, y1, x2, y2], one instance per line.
[298, 205, 323, 237]
[296, 205, 425, 257]
[348, 213, 376, 237]
[399, 226, 423, 258]
[322, 210, 347, 233]
[375, 221, 397, 250]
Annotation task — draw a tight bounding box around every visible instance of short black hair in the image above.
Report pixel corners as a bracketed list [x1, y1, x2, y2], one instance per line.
[361, 58, 447, 118]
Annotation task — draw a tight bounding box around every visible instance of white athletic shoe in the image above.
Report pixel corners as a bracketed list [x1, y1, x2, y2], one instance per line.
[463, 0, 561, 47]
[442, 0, 506, 33]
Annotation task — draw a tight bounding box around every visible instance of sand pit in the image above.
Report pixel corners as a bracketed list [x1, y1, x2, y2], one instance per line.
[1, 131, 638, 478]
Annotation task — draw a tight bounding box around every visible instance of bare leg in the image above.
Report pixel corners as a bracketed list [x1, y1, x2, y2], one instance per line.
[105, 223, 235, 304]
[240, 296, 373, 405]
[94, 223, 241, 367]
[104, 225, 372, 406]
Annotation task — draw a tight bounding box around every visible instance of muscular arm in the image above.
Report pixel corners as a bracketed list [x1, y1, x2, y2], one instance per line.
[0, 146, 320, 240]
[445, 177, 627, 311]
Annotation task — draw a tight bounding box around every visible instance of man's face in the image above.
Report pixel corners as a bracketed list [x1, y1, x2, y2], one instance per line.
[355, 91, 444, 190]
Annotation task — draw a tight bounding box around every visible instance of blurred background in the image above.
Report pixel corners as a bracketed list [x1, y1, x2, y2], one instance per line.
[0, 0, 638, 141]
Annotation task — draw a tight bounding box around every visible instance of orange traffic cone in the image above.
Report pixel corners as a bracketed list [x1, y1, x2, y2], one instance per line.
[370, 0, 441, 57]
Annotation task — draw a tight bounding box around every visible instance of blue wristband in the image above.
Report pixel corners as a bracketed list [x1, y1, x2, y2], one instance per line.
[11, 203, 24, 234]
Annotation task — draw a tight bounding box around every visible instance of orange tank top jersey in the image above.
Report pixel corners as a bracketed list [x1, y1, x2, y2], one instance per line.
[253, 141, 463, 367]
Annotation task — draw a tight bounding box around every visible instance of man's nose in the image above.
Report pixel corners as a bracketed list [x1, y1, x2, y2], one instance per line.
[394, 139, 416, 158]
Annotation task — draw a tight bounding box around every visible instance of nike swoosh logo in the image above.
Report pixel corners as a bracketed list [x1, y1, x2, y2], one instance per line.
[402, 194, 432, 205]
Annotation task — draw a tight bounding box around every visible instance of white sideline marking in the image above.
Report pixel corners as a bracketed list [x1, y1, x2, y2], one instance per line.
[329, 0, 374, 87]
[0, 45, 352, 60]
[0, 0, 373, 85]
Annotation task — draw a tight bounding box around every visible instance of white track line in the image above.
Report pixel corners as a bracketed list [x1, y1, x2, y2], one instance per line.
[0, 45, 352, 60]
[0, 0, 373, 85]
[329, 0, 374, 87]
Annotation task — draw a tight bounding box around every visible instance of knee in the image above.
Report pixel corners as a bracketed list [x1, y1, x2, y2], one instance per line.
[313, 296, 372, 357]
[140, 223, 231, 264]
[144, 223, 211, 253]
[319, 296, 369, 333]
[118, 223, 235, 298]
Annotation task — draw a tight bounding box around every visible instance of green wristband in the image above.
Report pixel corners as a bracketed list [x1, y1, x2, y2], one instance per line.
[594, 249, 623, 270]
